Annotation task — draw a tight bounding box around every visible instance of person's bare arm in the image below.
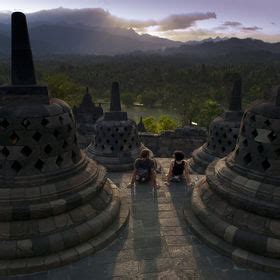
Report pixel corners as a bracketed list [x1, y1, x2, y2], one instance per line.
[166, 161, 174, 184]
[184, 161, 192, 186]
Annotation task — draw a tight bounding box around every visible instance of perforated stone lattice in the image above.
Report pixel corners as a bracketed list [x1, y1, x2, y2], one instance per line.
[232, 110, 280, 175]
[93, 121, 140, 154]
[0, 107, 81, 176]
[205, 117, 239, 157]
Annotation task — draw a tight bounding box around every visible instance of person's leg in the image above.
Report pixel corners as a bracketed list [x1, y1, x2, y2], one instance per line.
[127, 169, 137, 188]
[150, 170, 160, 189]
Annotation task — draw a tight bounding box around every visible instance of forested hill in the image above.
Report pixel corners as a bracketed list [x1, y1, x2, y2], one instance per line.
[162, 38, 280, 64]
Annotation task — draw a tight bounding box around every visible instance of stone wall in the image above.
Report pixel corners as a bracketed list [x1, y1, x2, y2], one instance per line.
[139, 126, 207, 157]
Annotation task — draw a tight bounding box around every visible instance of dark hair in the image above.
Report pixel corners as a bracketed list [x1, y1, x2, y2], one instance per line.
[140, 149, 150, 159]
[174, 150, 185, 161]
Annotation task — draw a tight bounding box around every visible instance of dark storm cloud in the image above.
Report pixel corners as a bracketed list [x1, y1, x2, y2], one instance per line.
[223, 21, 242, 27]
[4, 8, 216, 31]
[242, 26, 262, 31]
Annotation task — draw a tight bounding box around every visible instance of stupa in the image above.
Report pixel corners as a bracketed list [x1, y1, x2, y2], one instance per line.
[73, 87, 103, 136]
[87, 82, 142, 171]
[137, 117, 147, 132]
[189, 79, 243, 174]
[0, 12, 129, 275]
[185, 90, 280, 271]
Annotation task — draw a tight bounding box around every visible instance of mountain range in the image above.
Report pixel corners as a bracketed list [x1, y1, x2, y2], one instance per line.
[0, 8, 280, 58]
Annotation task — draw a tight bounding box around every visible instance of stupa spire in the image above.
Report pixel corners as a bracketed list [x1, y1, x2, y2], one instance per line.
[11, 12, 36, 85]
[229, 78, 242, 111]
[110, 82, 121, 111]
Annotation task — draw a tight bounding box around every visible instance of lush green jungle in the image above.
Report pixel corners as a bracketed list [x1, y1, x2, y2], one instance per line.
[0, 53, 279, 133]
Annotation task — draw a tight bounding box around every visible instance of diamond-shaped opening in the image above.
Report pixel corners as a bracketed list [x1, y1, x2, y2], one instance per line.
[251, 129, 258, 138]
[264, 119, 271, 126]
[67, 125, 72, 132]
[115, 140, 119, 144]
[59, 116, 64, 124]
[128, 144, 132, 149]
[218, 139, 222, 144]
[101, 145, 105, 150]
[115, 128, 119, 132]
[33, 131, 42, 142]
[111, 134, 115, 138]
[21, 146, 32, 157]
[221, 147, 226, 152]
[215, 132, 219, 136]
[268, 131, 277, 142]
[120, 133, 124, 137]
[110, 146, 114, 151]
[243, 153, 252, 165]
[107, 128, 111, 131]
[72, 151, 79, 164]
[56, 155, 63, 167]
[11, 161, 22, 173]
[106, 139, 110, 144]
[120, 146, 124, 151]
[262, 159, 271, 171]
[233, 134, 238, 139]
[62, 141, 68, 149]
[2, 147, 9, 157]
[10, 132, 19, 145]
[22, 119, 31, 128]
[227, 140, 232, 145]
[41, 118, 49, 127]
[44, 144, 52, 155]
[124, 127, 128, 131]
[229, 128, 233, 133]
[250, 115, 256, 122]
[0, 119, 9, 129]
[74, 135, 78, 144]
[34, 159, 44, 171]
[53, 129, 60, 138]
[223, 133, 227, 139]
[258, 144, 264, 153]
[242, 139, 248, 147]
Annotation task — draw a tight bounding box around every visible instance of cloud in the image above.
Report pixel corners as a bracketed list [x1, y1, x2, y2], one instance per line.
[156, 12, 217, 31]
[223, 21, 242, 27]
[242, 26, 262, 31]
[16, 8, 216, 32]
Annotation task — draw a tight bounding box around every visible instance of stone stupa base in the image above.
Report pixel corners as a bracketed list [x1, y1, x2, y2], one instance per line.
[184, 161, 280, 272]
[188, 145, 218, 175]
[0, 172, 129, 276]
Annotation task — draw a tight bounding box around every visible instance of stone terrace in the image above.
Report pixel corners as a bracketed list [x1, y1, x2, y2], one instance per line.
[2, 158, 279, 280]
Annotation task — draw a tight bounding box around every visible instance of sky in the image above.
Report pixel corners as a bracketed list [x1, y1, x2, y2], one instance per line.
[1, 0, 279, 42]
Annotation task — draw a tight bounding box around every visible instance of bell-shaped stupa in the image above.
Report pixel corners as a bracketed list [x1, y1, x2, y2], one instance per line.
[73, 87, 103, 136]
[189, 79, 243, 174]
[185, 89, 280, 271]
[0, 12, 128, 276]
[87, 82, 142, 171]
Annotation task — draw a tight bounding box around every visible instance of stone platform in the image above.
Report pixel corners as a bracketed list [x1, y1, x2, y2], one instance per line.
[1, 159, 279, 280]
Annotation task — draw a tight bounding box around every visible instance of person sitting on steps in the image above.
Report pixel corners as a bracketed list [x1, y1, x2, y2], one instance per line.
[127, 149, 160, 189]
[166, 150, 192, 187]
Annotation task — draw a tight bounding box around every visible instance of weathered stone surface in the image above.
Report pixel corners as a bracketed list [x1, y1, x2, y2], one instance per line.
[186, 90, 280, 271]
[0, 12, 129, 276]
[189, 79, 243, 174]
[86, 82, 142, 171]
